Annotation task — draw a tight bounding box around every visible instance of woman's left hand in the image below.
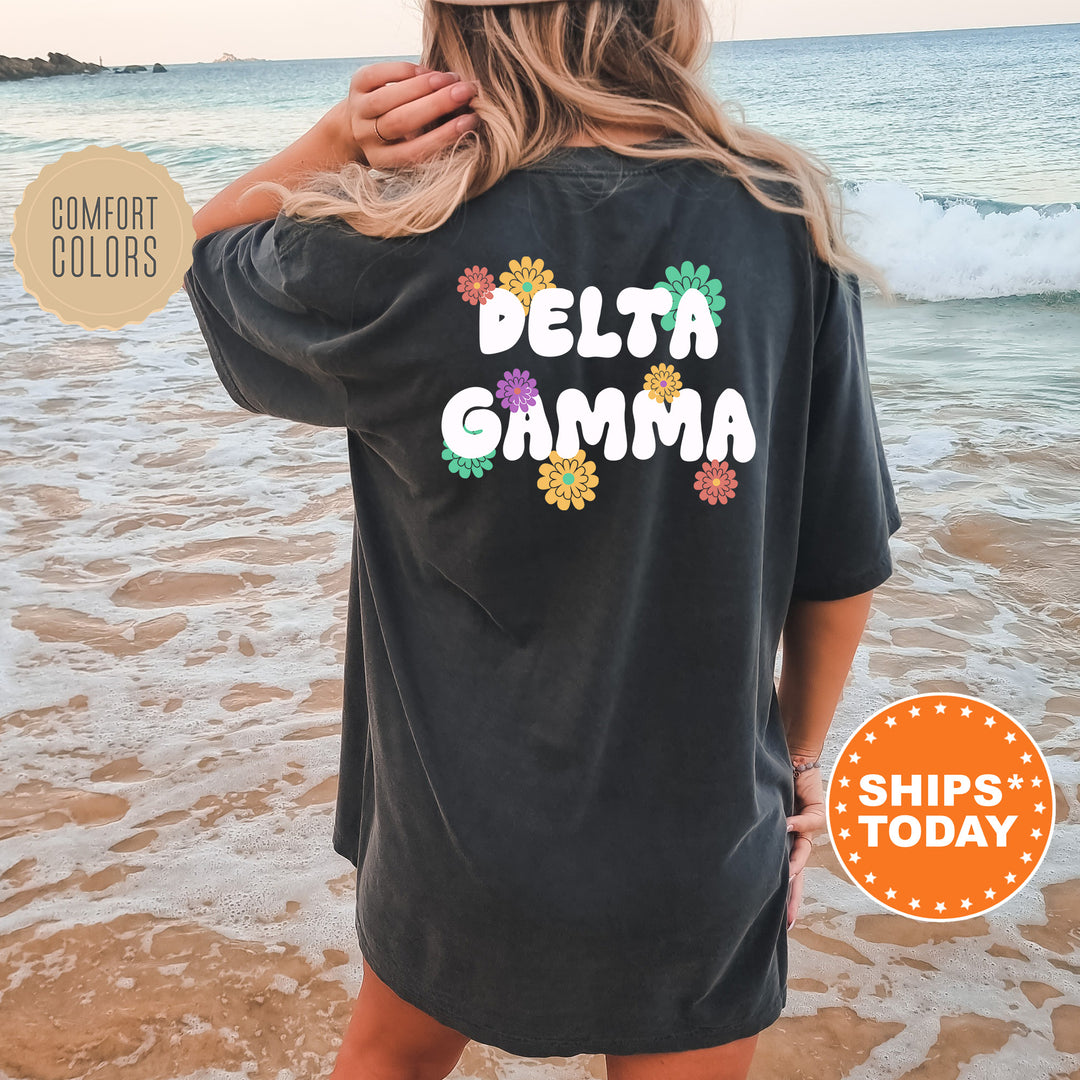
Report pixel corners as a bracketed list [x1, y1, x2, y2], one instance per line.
[342, 60, 479, 169]
[785, 765, 826, 931]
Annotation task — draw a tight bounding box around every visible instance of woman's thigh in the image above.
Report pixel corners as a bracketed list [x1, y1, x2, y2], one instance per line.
[605, 1033, 760, 1080]
[331, 957, 472, 1080]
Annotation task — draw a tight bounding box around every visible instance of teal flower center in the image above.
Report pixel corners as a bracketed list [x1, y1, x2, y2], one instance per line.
[562, 473, 575, 485]
[521, 281, 533, 291]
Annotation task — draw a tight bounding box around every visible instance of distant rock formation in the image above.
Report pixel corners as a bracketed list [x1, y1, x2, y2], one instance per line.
[153, 62, 167, 72]
[212, 52, 263, 62]
[0, 52, 166, 81]
[0, 51, 104, 81]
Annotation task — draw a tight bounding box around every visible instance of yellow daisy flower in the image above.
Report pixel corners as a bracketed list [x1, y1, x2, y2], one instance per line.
[644, 363, 682, 403]
[537, 449, 598, 510]
[499, 256, 554, 312]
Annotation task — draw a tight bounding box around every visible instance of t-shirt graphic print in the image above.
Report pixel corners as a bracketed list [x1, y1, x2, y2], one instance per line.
[443, 255, 753, 512]
[183, 140, 902, 1059]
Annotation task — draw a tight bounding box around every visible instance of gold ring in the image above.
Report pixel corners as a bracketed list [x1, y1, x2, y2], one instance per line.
[373, 115, 392, 144]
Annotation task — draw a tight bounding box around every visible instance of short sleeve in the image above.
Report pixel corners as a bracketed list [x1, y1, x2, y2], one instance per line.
[183, 213, 349, 428]
[790, 264, 903, 601]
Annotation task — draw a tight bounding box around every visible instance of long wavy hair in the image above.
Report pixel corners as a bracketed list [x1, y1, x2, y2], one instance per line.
[250, 0, 893, 299]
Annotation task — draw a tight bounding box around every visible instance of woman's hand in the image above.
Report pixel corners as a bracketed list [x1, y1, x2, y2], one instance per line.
[785, 762, 826, 931]
[342, 60, 479, 169]
[189, 60, 479, 241]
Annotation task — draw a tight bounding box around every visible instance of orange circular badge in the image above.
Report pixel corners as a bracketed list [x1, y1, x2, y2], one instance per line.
[826, 693, 1054, 921]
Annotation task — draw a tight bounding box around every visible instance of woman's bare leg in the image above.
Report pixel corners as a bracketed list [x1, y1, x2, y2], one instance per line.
[329, 957, 471, 1080]
[605, 1033, 760, 1080]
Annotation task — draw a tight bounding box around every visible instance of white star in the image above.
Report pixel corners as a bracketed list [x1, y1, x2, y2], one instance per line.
[1031, 828, 1042, 840]
[1034, 802, 1045, 814]
[839, 828, 851, 839]
[1008, 773, 1023, 789]
[909, 897, 920, 910]
[935, 702, 946, 714]
[984, 888, 996, 899]
[1031, 777, 1043, 788]
[960, 706, 972, 717]
[849, 751, 861, 764]
[960, 898, 972, 909]
[984, 716, 996, 728]
[865, 731, 877, 744]
[885, 715, 897, 727]
[838, 776, 851, 788]
[835, 802, 847, 813]
[1005, 873, 1016, 884]
[1021, 852, 1032, 864]
[885, 888, 897, 899]
[865, 872, 876, 884]
[1005, 731, 1016, 743]
[935, 901, 946, 912]
[1021, 752, 1032, 764]
[909, 706, 921, 717]
[850, 852, 861, 864]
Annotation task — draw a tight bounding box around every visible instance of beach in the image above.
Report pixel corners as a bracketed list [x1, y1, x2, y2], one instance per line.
[2, 22, 1080, 1080]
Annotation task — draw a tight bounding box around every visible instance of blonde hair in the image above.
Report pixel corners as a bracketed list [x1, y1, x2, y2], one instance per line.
[250, 0, 893, 300]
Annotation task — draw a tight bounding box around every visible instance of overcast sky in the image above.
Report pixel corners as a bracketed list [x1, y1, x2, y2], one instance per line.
[5, 1, 1076, 66]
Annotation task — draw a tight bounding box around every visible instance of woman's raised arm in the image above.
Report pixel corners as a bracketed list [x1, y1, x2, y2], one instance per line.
[192, 60, 478, 240]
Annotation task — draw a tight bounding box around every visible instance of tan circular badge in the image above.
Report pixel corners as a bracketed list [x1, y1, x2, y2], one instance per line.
[11, 144, 195, 330]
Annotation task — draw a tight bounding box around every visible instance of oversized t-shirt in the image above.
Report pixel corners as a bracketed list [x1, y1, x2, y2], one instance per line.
[183, 139, 902, 1058]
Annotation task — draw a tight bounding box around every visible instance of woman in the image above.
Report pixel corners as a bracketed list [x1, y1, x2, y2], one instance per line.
[183, 0, 902, 1077]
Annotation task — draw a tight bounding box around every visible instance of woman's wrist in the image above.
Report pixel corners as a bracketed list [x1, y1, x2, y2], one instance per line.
[321, 98, 365, 163]
[790, 749, 824, 781]
[192, 101, 362, 240]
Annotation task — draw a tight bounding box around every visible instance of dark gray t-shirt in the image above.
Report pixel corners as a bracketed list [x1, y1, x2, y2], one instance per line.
[184, 141, 902, 1057]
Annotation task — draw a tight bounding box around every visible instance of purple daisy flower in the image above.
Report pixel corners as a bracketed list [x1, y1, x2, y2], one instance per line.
[495, 368, 538, 412]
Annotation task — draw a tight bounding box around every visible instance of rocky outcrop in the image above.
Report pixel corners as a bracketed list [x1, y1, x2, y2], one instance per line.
[0, 52, 166, 81]
[212, 52, 262, 62]
[0, 51, 104, 80]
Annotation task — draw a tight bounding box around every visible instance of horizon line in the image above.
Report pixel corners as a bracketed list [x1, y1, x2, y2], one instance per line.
[31, 18, 1078, 68]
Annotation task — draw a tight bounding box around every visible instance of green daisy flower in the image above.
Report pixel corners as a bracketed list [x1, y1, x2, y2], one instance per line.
[656, 260, 726, 331]
[442, 440, 495, 479]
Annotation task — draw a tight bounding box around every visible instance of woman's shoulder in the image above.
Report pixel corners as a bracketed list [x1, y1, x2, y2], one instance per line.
[268, 145, 816, 309]
[709, 150, 804, 211]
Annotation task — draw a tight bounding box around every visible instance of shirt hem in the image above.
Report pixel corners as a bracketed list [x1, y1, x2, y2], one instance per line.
[789, 547, 896, 602]
[182, 267, 263, 416]
[333, 828, 359, 868]
[353, 908, 786, 1058]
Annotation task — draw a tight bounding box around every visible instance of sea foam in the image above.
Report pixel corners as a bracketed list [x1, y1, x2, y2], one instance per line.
[843, 180, 1080, 301]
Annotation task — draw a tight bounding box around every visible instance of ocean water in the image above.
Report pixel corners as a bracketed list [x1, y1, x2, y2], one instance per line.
[1, 21, 1079, 1080]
